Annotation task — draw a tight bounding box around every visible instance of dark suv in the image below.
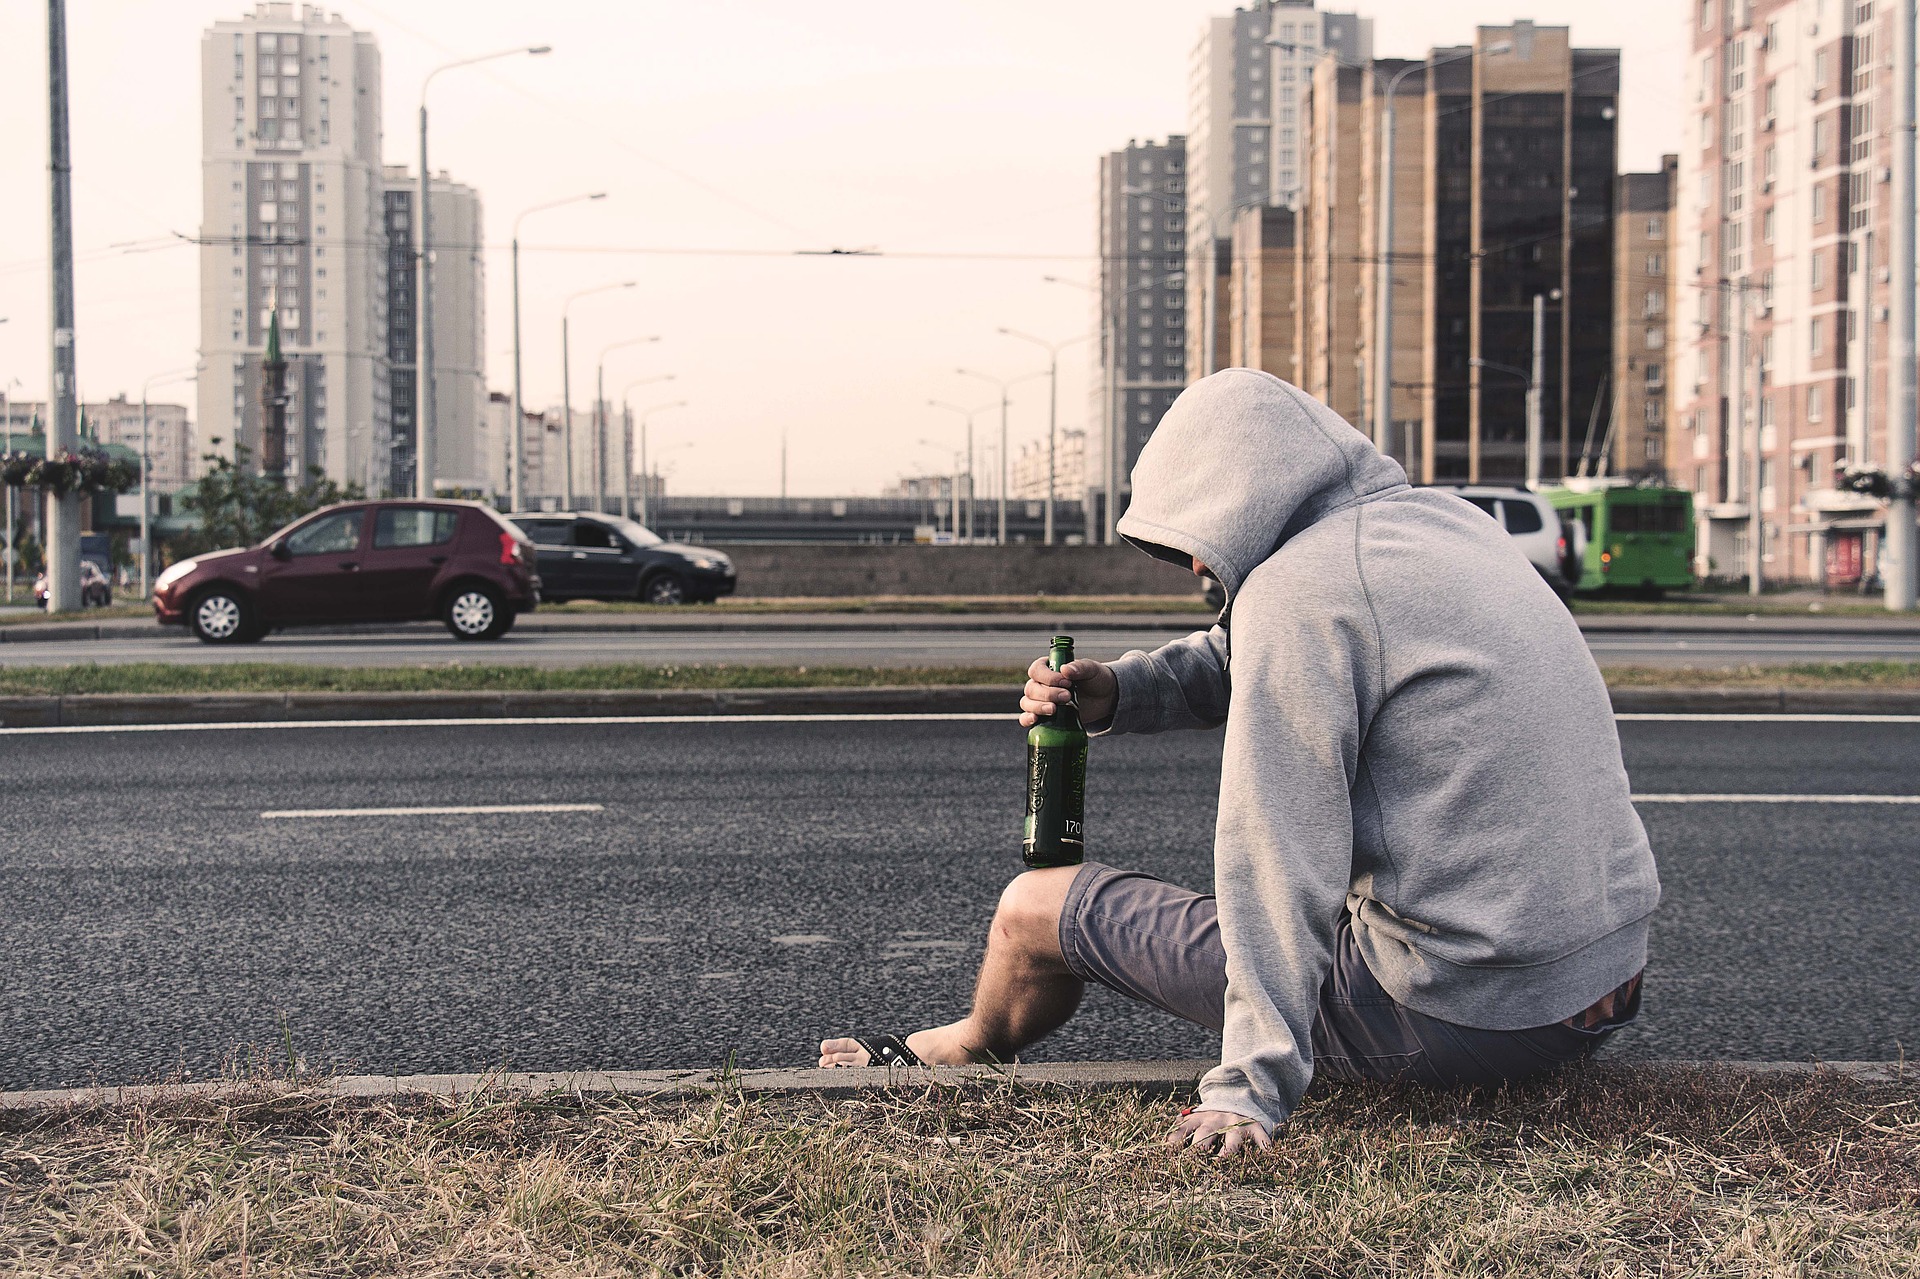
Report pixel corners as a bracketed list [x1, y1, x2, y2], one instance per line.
[153, 500, 540, 643]
[506, 511, 735, 604]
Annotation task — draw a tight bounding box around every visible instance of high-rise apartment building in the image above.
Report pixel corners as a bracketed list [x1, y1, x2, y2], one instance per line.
[1298, 59, 1369, 425]
[1674, 0, 1896, 585]
[90, 397, 197, 492]
[1095, 136, 1187, 521]
[1614, 157, 1678, 480]
[1185, 1, 1371, 381]
[379, 165, 485, 495]
[198, 4, 387, 490]
[199, 5, 488, 499]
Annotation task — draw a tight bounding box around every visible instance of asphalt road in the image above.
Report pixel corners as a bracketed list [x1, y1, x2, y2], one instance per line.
[2, 714, 1915, 1091]
[4, 625, 1920, 669]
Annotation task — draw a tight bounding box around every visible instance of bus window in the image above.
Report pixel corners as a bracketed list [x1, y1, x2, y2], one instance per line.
[1611, 501, 1689, 534]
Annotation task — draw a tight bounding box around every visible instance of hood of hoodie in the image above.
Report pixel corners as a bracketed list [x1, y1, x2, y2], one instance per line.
[1117, 369, 1409, 603]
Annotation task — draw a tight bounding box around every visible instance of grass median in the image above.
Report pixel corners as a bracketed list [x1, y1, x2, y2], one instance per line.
[5, 659, 1920, 697]
[2, 1064, 1913, 1274]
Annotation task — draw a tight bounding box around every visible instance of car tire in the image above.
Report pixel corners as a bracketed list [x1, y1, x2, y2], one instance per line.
[190, 588, 254, 645]
[444, 584, 510, 640]
[640, 572, 688, 606]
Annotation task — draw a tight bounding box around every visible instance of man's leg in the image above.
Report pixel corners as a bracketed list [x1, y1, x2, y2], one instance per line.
[819, 865, 1084, 1067]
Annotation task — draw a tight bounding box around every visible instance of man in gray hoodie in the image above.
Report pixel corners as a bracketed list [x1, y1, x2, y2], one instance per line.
[821, 369, 1659, 1156]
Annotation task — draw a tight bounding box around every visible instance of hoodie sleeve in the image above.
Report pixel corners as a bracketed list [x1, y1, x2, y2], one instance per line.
[1090, 625, 1232, 736]
[1196, 570, 1377, 1132]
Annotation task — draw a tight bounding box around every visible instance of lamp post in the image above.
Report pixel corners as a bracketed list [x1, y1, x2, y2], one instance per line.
[619, 375, 676, 520]
[996, 328, 1092, 545]
[1468, 356, 1537, 492]
[511, 191, 605, 510]
[928, 400, 988, 542]
[139, 366, 198, 599]
[560, 280, 635, 510]
[956, 367, 1048, 544]
[417, 44, 550, 499]
[596, 335, 661, 513]
[1887, 0, 1917, 610]
[634, 400, 687, 525]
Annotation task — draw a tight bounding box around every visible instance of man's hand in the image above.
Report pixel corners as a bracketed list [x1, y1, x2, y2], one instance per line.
[1166, 1107, 1273, 1159]
[1020, 656, 1117, 727]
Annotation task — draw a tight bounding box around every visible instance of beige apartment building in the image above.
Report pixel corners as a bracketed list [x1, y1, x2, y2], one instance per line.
[1010, 429, 1088, 502]
[1227, 204, 1299, 378]
[1674, 0, 1899, 585]
[1613, 158, 1679, 480]
[90, 397, 198, 492]
[1279, 22, 1620, 484]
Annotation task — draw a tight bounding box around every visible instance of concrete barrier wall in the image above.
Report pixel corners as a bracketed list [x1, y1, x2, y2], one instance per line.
[713, 544, 1204, 597]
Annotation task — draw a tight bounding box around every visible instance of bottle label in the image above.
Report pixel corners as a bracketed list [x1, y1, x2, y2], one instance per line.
[1023, 739, 1087, 866]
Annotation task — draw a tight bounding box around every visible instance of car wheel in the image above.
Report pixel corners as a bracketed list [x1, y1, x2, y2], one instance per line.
[190, 588, 253, 644]
[641, 572, 688, 606]
[444, 584, 510, 640]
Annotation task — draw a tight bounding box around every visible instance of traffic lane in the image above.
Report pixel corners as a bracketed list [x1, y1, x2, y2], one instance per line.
[7, 627, 1920, 669]
[1618, 716, 1920, 796]
[0, 629, 1203, 669]
[2, 717, 1917, 1090]
[0, 720, 1225, 1089]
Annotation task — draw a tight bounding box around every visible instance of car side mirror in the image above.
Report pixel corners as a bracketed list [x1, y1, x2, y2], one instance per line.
[269, 541, 291, 561]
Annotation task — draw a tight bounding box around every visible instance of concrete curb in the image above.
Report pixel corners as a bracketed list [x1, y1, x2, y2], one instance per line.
[7, 683, 1920, 728]
[2, 1059, 1904, 1110]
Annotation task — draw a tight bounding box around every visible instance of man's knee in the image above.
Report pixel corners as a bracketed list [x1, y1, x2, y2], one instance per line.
[992, 866, 1079, 960]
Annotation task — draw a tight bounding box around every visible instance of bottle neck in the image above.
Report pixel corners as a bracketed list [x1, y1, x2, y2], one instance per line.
[1049, 644, 1080, 729]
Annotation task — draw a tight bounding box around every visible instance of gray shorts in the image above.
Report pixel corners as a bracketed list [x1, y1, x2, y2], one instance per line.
[1057, 862, 1635, 1089]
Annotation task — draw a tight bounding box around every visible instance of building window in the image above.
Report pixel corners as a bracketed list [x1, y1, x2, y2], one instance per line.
[1646, 215, 1664, 240]
[1810, 317, 1823, 357]
[1762, 207, 1775, 243]
[1725, 162, 1744, 214]
[1646, 327, 1666, 349]
[1725, 39, 1745, 94]
[1813, 184, 1827, 222]
[1699, 0, 1713, 30]
[1645, 362, 1664, 386]
[1812, 250, 1824, 289]
[1646, 252, 1665, 275]
[1815, 49, 1830, 89]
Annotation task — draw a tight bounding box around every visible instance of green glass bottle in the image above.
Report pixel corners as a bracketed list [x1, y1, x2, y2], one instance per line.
[1023, 634, 1088, 868]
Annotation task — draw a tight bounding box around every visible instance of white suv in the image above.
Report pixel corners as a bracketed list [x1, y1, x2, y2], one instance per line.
[1428, 485, 1577, 600]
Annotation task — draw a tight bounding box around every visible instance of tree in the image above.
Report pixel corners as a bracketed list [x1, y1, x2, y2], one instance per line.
[173, 445, 365, 557]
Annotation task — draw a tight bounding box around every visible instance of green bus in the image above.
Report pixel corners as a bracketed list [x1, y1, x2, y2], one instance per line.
[1543, 482, 1696, 597]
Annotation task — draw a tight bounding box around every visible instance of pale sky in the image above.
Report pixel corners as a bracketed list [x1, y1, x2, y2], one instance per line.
[0, 0, 1689, 496]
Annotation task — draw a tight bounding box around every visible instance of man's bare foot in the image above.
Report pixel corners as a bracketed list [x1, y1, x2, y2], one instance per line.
[817, 1021, 981, 1068]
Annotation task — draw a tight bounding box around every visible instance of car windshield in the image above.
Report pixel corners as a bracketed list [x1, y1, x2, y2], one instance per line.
[608, 517, 664, 547]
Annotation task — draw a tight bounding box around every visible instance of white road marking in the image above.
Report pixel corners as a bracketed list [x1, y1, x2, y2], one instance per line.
[260, 803, 605, 819]
[1616, 713, 1920, 723]
[1633, 793, 1920, 805]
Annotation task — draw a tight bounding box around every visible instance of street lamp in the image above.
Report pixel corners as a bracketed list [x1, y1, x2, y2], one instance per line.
[633, 400, 687, 525]
[620, 374, 676, 520]
[1469, 356, 1537, 489]
[956, 366, 1049, 545]
[1044, 270, 1183, 544]
[560, 280, 636, 509]
[511, 191, 605, 510]
[997, 328, 1092, 545]
[928, 400, 990, 543]
[596, 335, 662, 513]
[139, 366, 198, 600]
[417, 43, 551, 499]
[916, 438, 966, 539]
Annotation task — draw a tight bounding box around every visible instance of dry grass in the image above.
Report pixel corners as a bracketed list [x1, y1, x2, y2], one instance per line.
[2, 1065, 1915, 1276]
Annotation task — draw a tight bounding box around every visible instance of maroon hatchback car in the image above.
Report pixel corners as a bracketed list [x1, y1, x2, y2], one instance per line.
[153, 500, 540, 644]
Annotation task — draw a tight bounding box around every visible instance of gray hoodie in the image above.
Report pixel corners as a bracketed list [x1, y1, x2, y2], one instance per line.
[1103, 368, 1659, 1131]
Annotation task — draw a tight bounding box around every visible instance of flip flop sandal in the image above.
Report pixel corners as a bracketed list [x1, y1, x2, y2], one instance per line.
[853, 1034, 922, 1067]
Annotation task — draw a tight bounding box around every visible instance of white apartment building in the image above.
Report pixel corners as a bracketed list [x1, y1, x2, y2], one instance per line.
[198, 4, 388, 491]
[1186, 0, 1372, 379]
[1011, 428, 1088, 501]
[1675, 0, 1902, 585]
[199, 5, 488, 498]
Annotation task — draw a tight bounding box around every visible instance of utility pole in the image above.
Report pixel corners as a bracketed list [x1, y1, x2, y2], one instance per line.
[1729, 284, 1759, 596]
[1526, 293, 1544, 489]
[44, 0, 79, 613]
[1887, 0, 1918, 610]
[415, 109, 434, 500]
